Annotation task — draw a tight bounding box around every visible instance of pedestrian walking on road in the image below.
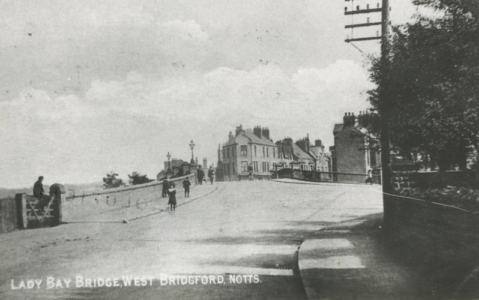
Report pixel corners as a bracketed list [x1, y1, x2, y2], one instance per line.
[167, 183, 177, 211]
[365, 169, 373, 185]
[197, 166, 205, 185]
[183, 177, 191, 198]
[162, 179, 169, 198]
[208, 166, 215, 185]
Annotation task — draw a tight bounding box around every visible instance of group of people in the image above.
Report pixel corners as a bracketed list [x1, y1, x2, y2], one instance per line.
[197, 165, 215, 185]
[161, 177, 192, 211]
[161, 166, 216, 212]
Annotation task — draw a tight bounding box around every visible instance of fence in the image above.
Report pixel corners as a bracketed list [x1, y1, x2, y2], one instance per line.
[274, 168, 380, 184]
[0, 198, 17, 233]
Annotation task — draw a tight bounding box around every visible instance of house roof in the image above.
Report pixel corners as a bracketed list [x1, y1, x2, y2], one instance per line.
[223, 130, 277, 147]
[277, 141, 294, 160]
[292, 143, 314, 162]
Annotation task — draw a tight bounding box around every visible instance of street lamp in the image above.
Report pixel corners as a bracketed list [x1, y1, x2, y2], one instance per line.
[167, 152, 172, 171]
[189, 140, 196, 164]
[166, 152, 173, 179]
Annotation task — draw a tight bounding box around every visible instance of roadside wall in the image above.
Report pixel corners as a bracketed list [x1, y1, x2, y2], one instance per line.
[0, 198, 17, 233]
[62, 173, 196, 222]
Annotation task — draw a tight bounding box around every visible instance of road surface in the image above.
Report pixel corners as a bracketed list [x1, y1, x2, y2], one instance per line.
[0, 180, 382, 299]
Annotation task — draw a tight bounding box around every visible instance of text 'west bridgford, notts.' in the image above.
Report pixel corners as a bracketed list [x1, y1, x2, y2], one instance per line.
[11, 274, 261, 289]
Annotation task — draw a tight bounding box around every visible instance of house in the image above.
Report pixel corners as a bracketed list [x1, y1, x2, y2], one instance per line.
[332, 112, 380, 183]
[276, 138, 314, 170]
[294, 136, 331, 172]
[222, 125, 283, 180]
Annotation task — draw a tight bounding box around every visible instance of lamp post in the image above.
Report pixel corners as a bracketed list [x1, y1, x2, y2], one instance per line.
[166, 152, 173, 179]
[189, 140, 196, 164]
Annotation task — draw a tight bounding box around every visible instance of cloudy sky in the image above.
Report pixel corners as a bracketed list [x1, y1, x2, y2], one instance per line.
[0, 0, 420, 188]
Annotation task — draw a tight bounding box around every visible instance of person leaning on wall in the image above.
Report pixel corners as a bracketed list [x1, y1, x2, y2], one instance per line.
[33, 176, 48, 211]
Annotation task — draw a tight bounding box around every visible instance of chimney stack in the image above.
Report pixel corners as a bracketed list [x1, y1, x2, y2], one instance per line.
[306, 134, 310, 153]
[262, 127, 270, 140]
[235, 124, 243, 136]
[253, 126, 262, 139]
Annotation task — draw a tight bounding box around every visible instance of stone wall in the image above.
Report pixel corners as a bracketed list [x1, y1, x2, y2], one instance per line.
[0, 198, 17, 233]
[60, 173, 196, 223]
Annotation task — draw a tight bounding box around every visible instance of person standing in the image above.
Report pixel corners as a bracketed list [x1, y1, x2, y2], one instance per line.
[167, 183, 177, 211]
[197, 166, 205, 185]
[183, 177, 191, 198]
[162, 179, 169, 198]
[208, 166, 215, 185]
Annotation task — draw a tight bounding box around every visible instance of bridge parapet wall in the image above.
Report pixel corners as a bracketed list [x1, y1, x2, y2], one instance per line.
[62, 173, 196, 223]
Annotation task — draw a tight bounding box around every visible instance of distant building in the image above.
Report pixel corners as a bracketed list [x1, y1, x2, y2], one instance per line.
[222, 125, 282, 180]
[332, 112, 380, 183]
[294, 135, 331, 172]
[276, 138, 314, 170]
[157, 158, 191, 180]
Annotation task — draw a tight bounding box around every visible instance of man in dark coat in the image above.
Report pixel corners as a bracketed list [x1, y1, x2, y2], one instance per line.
[33, 176, 47, 211]
[183, 178, 191, 197]
[208, 166, 215, 185]
[197, 166, 205, 185]
[162, 179, 169, 198]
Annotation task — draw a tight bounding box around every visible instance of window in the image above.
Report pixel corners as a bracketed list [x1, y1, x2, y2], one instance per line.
[273, 148, 276, 158]
[223, 149, 226, 160]
[232, 162, 236, 175]
[254, 146, 257, 156]
[267, 147, 269, 157]
[262, 162, 266, 172]
[254, 161, 258, 172]
[263, 147, 265, 156]
[240, 145, 247, 156]
[241, 161, 248, 172]
[232, 147, 236, 157]
[267, 162, 270, 171]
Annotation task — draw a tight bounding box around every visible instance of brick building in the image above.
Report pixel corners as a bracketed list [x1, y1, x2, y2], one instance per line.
[222, 125, 283, 180]
[331, 112, 380, 183]
[294, 136, 331, 172]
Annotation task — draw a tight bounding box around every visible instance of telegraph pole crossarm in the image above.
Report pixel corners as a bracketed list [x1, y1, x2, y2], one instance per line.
[345, 37, 381, 43]
[345, 8, 382, 15]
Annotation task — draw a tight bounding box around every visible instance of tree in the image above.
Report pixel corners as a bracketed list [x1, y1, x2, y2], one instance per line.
[128, 172, 153, 185]
[103, 172, 125, 189]
[366, 0, 479, 171]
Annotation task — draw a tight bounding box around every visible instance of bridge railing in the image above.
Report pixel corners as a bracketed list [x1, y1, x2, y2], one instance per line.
[272, 168, 380, 184]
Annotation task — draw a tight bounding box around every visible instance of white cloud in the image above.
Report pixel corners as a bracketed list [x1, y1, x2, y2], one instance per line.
[0, 59, 373, 188]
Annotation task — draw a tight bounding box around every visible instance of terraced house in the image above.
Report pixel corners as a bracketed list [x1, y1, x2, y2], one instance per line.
[222, 125, 282, 180]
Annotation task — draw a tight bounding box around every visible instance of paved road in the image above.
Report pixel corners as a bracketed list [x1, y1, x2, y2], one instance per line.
[0, 180, 382, 299]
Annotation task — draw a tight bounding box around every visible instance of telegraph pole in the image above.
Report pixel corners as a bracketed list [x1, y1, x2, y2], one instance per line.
[379, 0, 394, 230]
[345, 0, 393, 228]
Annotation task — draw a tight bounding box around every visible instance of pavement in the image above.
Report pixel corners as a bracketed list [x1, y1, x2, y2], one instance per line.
[297, 213, 426, 300]
[289, 178, 477, 300]
[2, 179, 422, 300]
